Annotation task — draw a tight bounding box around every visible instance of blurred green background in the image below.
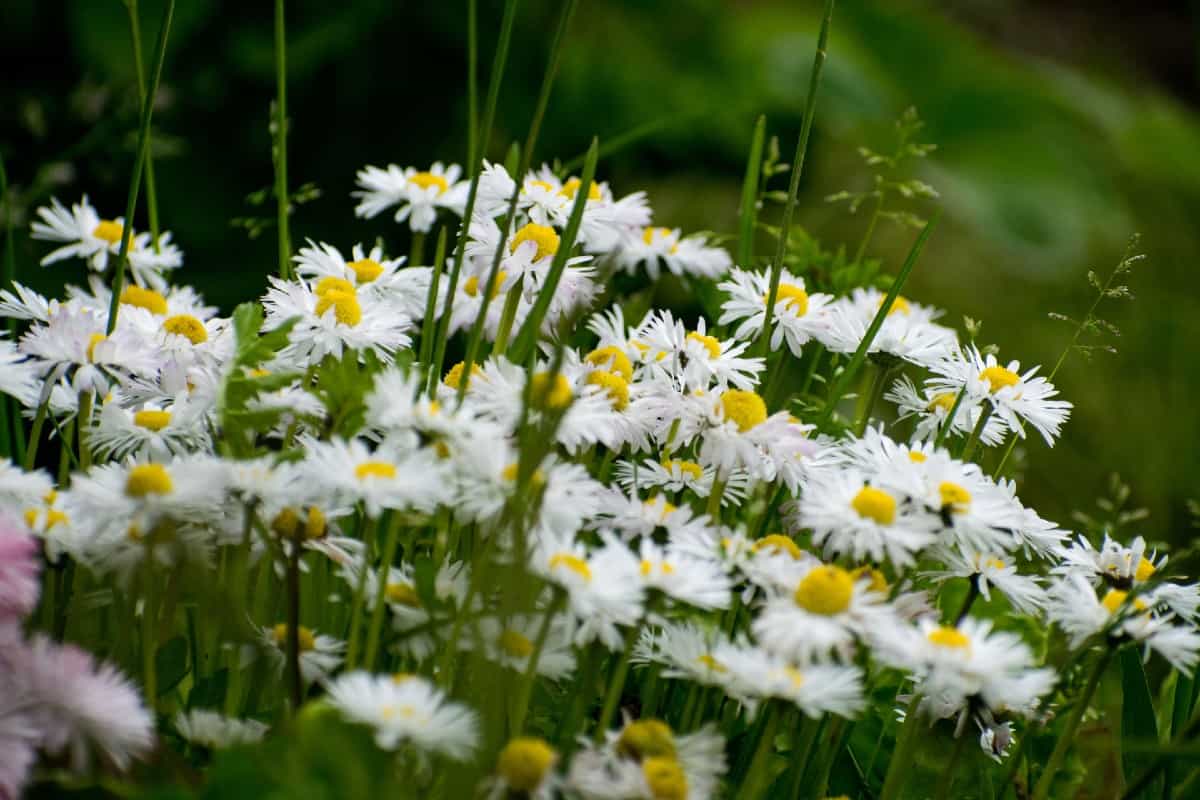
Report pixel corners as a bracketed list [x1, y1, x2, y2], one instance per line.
[2, 0, 1199, 543]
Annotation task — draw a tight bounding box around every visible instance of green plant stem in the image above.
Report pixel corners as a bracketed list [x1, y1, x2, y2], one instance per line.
[1032, 648, 1114, 800]
[344, 514, 378, 669]
[511, 590, 565, 734]
[817, 213, 939, 429]
[959, 404, 992, 462]
[934, 729, 970, 800]
[879, 693, 922, 800]
[954, 573, 980, 624]
[363, 513, 403, 670]
[418, 227, 448, 376]
[491, 281, 523, 355]
[141, 553, 158, 710]
[409, 230, 426, 266]
[757, 0, 835, 357]
[787, 714, 822, 800]
[23, 392, 51, 471]
[737, 116, 767, 267]
[992, 431, 1020, 478]
[125, 0, 161, 248]
[706, 473, 727, 519]
[285, 536, 302, 712]
[272, 0, 292, 281]
[76, 391, 93, 469]
[852, 192, 884, 265]
[932, 388, 966, 449]
[466, 0, 478, 170]
[855, 362, 891, 436]
[737, 704, 781, 800]
[594, 622, 640, 742]
[106, 0, 174, 334]
[1122, 699, 1200, 799]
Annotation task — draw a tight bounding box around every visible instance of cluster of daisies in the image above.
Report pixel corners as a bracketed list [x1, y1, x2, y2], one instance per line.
[0, 159, 1195, 800]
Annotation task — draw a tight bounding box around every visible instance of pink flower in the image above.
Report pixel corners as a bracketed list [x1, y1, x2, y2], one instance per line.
[0, 688, 37, 800]
[0, 517, 39, 624]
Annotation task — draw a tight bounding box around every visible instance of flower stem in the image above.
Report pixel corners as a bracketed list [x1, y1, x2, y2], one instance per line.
[932, 387, 966, 449]
[787, 713, 823, 800]
[363, 512, 403, 670]
[511, 589, 565, 734]
[737, 115, 767, 268]
[954, 573, 980, 625]
[879, 693, 922, 800]
[491, 281, 524, 356]
[594, 622, 641, 743]
[959, 404, 992, 462]
[141, 552, 158, 711]
[737, 704, 781, 800]
[22, 391, 52, 471]
[285, 535, 303, 712]
[757, 0, 836, 357]
[106, 0, 174, 334]
[344, 514, 378, 669]
[933, 728, 970, 800]
[1031, 648, 1114, 800]
[125, 0, 161, 248]
[272, 0, 292, 281]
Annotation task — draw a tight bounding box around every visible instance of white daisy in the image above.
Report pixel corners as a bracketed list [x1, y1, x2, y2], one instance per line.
[173, 710, 268, 749]
[718, 268, 836, 356]
[353, 162, 469, 232]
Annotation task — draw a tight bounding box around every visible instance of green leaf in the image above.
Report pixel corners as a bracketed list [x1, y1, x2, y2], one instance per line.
[156, 636, 190, 697]
[1121, 647, 1162, 797]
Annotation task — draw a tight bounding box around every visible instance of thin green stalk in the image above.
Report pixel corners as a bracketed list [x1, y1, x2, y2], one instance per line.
[959, 404, 992, 462]
[559, 115, 680, 174]
[816, 213, 939, 428]
[23, 392, 52, 471]
[285, 537, 302, 712]
[272, 0, 292, 281]
[756, 0, 836, 357]
[992, 431, 1020, 478]
[125, 0, 161, 248]
[466, 0, 478, 170]
[1031, 648, 1114, 800]
[418, 227, 448, 379]
[737, 116, 767, 267]
[1121, 694, 1200, 799]
[106, 0, 174, 334]
[706, 473, 727, 519]
[76, 391, 93, 469]
[787, 714, 823, 800]
[855, 363, 891, 436]
[954, 573, 980, 624]
[141, 552, 158, 710]
[491, 280, 523, 355]
[594, 622, 641, 742]
[344, 514, 378, 669]
[409, 230, 426, 266]
[363, 513, 403, 670]
[852, 192, 884, 266]
[934, 729, 970, 800]
[879, 693, 922, 800]
[737, 704, 781, 800]
[458, 0, 579, 388]
[511, 590, 566, 734]
[428, 0, 520, 388]
[798, 343, 824, 397]
[0, 154, 15, 459]
[932, 388, 966, 449]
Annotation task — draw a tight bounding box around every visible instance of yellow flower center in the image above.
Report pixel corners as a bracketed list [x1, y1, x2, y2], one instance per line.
[908, 450, 928, 463]
[162, 314, 209, 344]
[502, 462, 547, 486]
[686, 331, 721, 359]
[443, 361, 481, 390]
[1102, 589, 1147, 614]
[549, 552, 592, 582]
[782, 666, 806, 689]
[794, 565, 855, 615]
[86, 333, 106, 362]
[661, 459, 703, 481]
[525, 179, 556, 194]
[696, 654, 727, 673]
[617, 720, 676, 761]
[938, 481, 971, 513]
[510, 223, 560, 262]
[927, 626, 971, 649]
[642, 227, 678, 254]
[560, 177, 602, 201]
[1135, 558, 1156, 582]
[851, 486, 896, 525]
[125, 464, 173, 497]
[769, 283, 810, 317]
[586, 369, 629, 410]
[644, 496, 677, 520]
[463, 270, 506, 299]
[498, 629, 534, 659]
[408, 171, 448, 195]
[497, 737, 557, 792]
[92, 220, 125, 245]
[355, 461, 397, 481]
[385, 582, 422, 607]
[984, 557, 1006, 571]
[346, 258, 384, 283]
[753, 534, 803, 560]
[643, 757, 688, 800]
[720, 389, 767, 432]
[133, 409, 171, 431]
[314, 290, 363, 327]
[927, 392, 957, 413]
[585, 346, 633, 381]
[120, 285, 168, 315]
[850, 565, 889, 594]
[980, 365, 1020, 393]
[530, 371, 573, 410]
[271, 623, 316, 652]
[885, 296, 912, 316]
[640, 559, 676, 577]
[316, 276, 356, 297]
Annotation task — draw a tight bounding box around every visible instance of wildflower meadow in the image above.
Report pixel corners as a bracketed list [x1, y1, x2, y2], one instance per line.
[2, 1, 1199, 799]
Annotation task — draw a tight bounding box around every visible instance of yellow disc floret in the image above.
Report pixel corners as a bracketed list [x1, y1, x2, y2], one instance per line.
[851, 565, 889, 594]
[133, 409, 171, 431]
[885, 296, 912, 316]
[499, 629, 534, 659]
[927, 626, 971, 650]
[1102, 589, 1148, 614]
[443, 361, 481, 390]
[125, 464, 173, 497]
[642, 757, 688, 800]
[162, 314, 209, 344]
[549, 552, 592, 582]
[530, 371, 573, 410]
[355, 461, 397, 481]
[463, 270, 506, 299]
[753, 534, 803, 560]
[927, 392, 957, 413]
[720, 389, 767, 432]
[316, 276, 356, 297]
[560, 176, 602, 201]
[510, 223, 560, 262]
[346, 258, 384, 284]
[1135, 557, 1157, 582]
[497, 737, 557, 792]
[586, 369, 629, 410]
[386, 582, 422, 608]
[979, 365, 1020, 393]
[617, 719, 676, 761]
[908, 450, 928, 463]
[585, 346, 633, 381]
[938, 481, 972, 514]
[120, 285, 168, 315]
[271, 623, 316, 652]
[86, 333, 106, 363]
[770, 283, 810, 317]
[408, 171, 448, 195]
[314, 290, 362, 327]
[851, 486, 896, 525]
[92, 220, 125, 245]
[662, 459, 703, 481]
[686, 331, 722, 359]
[696, 654, 727, 673]
[794, 565, 856, 615]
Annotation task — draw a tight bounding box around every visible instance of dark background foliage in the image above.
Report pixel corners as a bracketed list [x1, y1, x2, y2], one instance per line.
[3, 0, 1200, 545]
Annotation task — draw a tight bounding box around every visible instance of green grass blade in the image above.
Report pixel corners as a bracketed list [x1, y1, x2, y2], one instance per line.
[737, 115, 766, 268]
[1122, 648, 1163, 797]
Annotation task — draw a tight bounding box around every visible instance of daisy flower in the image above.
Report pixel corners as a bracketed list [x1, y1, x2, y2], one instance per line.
[632, 622, 739, 693]
[465, 612, 577, 680]
[292, 239, 407, 290]
[488, 736, 561, 800]
[0, 336, 39, 405]
[0, 520, 40, 623]
[928, 345, 1072, 445]
[325, 671, 478, 760]
[634, 310, 763, 392]
[718, 268, 835, 356]
[353, 162, 468, 232]
[617, 226, 732, 280]
[301, 437, 451, 518]
[88, 394, 210, 460]
[614, 457, 750, 508]
[886, 375, 1008, 446]
[923, 544, 1046, 616]
[173, 710, 268, 749]
[18, 305, 159, 395]
[568, 719, 726, 800]
[634, 538, 732, 611]
[823, 289, 959, 368]
[718, 644, 866, 719]
[258, 623, 345, 684]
